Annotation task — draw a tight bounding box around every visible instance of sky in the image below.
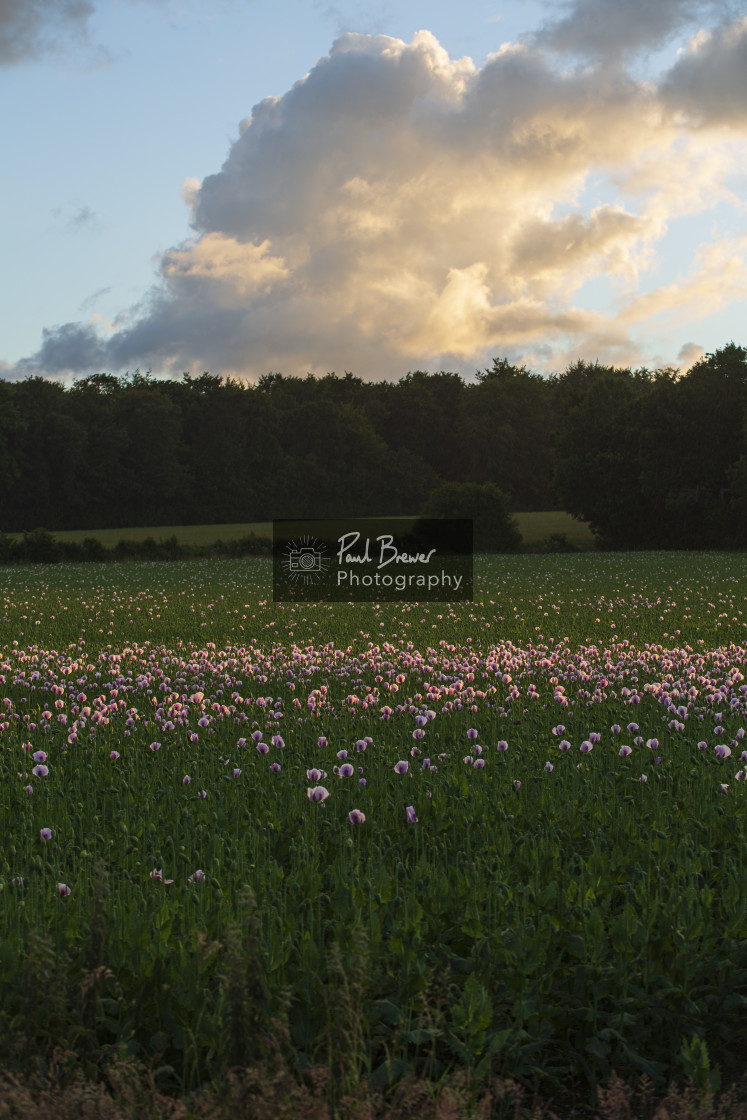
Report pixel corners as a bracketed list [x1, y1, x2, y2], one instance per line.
[1, 0, 746, 384]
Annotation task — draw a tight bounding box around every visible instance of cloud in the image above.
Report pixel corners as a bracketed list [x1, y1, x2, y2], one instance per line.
[677, 341, 705, 366]
[660, 15, 747, 126]
[620, 234, 747, 328]
[0, 0, 200, 67]
[8, 20, 747, 381]
[52, 203, 99, 232]
[531, 0, 737, 62]
[0, 0, 94, 65]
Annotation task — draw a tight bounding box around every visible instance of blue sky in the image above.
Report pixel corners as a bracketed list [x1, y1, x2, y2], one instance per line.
[1, 0, 746, 383]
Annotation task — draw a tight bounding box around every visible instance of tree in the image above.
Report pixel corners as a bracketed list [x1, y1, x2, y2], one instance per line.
[422, 481, 521, 552]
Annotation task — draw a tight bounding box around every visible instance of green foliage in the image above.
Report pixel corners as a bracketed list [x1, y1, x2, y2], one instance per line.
[423, 481, 522, 552]
[2, 347, 746, 547]
[0, 554, 746, 1112]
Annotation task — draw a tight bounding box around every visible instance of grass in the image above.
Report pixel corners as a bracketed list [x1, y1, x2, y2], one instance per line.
[0, 551, 745, 1118]
[2, 511, 596, 552]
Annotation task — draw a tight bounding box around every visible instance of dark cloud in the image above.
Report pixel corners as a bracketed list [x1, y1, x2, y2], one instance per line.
[12, 321, 107, 377]
[532, 0, 736, 62]
[0, 0, 94, 65]
[660, 16, 747, 126]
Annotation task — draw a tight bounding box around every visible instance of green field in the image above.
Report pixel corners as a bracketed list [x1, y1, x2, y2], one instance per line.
[0, 552, 745, 1118]
[3, 510, 597, 551]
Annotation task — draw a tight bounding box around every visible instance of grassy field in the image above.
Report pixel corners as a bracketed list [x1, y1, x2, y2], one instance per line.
[0, 552, 745, 1118]
[3, 511, 597, 551]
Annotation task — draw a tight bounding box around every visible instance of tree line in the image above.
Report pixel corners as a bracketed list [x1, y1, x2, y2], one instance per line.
[0, 342, 745, 550]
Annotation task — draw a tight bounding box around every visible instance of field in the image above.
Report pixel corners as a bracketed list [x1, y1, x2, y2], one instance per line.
[0, 551, 746, 1118]
[3, 511, 597, 552]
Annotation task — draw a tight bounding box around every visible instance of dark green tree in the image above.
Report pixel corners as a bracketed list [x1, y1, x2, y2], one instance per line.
[423, 480, 521, 552]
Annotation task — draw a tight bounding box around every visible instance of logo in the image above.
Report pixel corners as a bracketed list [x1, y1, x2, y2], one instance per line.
[274, 519, 473, 602]
[281, 536, 330, 586]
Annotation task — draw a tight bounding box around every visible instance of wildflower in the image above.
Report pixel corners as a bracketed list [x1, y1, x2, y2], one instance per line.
[150, 869, 174, 884]
[513, 780, 521, 790]
[393, 760, 409, 775]
[110, 750, 120, 760]
[474, 758, 485, 769]
[720, 783, 729, 794]
[589, 732, 601, 744]
[56, 882, 71, 897]
[183, 775, 191, 785]
[339, 763, 354, 777]
[422, 758, 431, 769]
[237, 738, 247, 748]
[32, 764, 48, 777]
[149, 742, 161, 751]
[415, 715, 428, 727]
[272, 735, 285, 749]
[359, 777, 367, 786]
[580, 741, 593, 753]
[639, 774, 648, 783]
[715, 744, 732, 759]
[337, 749, 348, 759]
[697, 741, 708, 751]
[611, 724, 621, 735]
[198, 717, 209, 728]
[496, 740, 508, 752]
[199, 789, 207, 799]
[356, 739, 367, 752]
[619, 745, 632, 757]
[25, 785, 33, 794]
[412, 728, 426, 739]
[545, 761, 554, 772]
[188, 869, 205, 883]
[307, 768, 325, 781]
[467, 728, 478, 740]
[349, 809, 365, 824]
[317, 736, 328, 749]
[233, 768, 242, 777]
[307, 786, 330, 802]
[40, 828, 52, 841]
[256, 741, 269, 754]
[269, 762, 281, 772]
[406, 805, 418, 823]
[252, 730, 263, 742]
[558, 740, 571, 751]
[627, 723, 639, 733]
[463, 755, 473, 765]
[410, 745, 420, 758]
[33, 751, 47, 763]
[552, 725, 566, 736]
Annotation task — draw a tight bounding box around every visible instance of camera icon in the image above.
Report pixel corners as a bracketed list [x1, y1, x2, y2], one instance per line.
[281, 536, 330, 586]
[288, 546, 323, 573]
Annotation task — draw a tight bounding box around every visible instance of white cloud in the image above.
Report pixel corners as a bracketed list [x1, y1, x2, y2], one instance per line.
[10, 17, 747, 381]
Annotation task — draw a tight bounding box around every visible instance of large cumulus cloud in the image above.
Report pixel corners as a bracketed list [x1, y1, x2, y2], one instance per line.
[10, 7, 747, 381]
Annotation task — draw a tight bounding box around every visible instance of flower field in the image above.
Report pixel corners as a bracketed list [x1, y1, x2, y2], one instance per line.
[1, 552, 746, 1115]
